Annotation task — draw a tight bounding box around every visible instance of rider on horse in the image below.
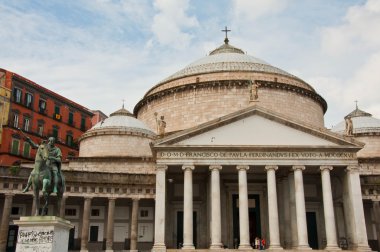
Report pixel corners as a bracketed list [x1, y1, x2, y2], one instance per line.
[22, 136, 62, 194]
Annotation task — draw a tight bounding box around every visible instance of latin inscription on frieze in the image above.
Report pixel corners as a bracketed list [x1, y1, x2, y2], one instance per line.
[159, 151, 356, 160]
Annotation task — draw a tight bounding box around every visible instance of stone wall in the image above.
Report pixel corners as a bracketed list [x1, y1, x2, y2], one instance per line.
[79, 134, 153, 157]
[137, 84, 325, 133]
[356, 135, 380, 158]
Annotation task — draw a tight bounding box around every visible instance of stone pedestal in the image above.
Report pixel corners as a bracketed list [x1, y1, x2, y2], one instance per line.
[14, 216, 73, 252]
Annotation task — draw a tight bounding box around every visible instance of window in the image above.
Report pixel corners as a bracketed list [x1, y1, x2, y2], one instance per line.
[11, 207, 20, 215]
[13, 88, 22, 103]
[23, 142, 30, 158]
[80, 117, 86, 131]
[38, 124, 44, 136]
[52, 126, 59, 139]
[66, 134, 73, 147]
[24, 93, 33, 108]
[68, 112, 74, 125]
[39, 99, 46, 113]
[12, 114, 19, 128]
[54, 105, 61, 120]
[23, 118, 30, 132]
[140, 210, 149, 217]
[11, 139, 19, 155]
[91, 209, 100, 217]
[65, 208, 77, 217]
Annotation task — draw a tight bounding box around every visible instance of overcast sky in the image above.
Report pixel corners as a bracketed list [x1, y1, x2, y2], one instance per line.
[1, 0, 379, 128]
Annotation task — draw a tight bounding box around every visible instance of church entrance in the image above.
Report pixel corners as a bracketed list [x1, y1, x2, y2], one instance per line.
[232, 194, 261, 247]
[176, 211, 197, 248]
[306, 212, 319, 249]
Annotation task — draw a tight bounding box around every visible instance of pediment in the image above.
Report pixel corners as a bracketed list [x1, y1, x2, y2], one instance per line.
[155, 106, 363, 149]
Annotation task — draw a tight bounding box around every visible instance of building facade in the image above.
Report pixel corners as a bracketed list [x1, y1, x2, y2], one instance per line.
[0, 68, 94, 166]
[0, 38, 379, 252]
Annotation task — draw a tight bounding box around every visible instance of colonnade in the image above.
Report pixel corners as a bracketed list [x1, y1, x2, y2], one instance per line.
[152, 164, 371, 251]
[0, 194, 142, 252]
[79, 197, 140, 252]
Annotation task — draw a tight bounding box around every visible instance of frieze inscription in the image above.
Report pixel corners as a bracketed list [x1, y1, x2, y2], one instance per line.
[159, 151, 356, 160]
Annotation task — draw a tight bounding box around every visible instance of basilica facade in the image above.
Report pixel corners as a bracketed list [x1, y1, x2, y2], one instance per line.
[0, 37, 379, 252]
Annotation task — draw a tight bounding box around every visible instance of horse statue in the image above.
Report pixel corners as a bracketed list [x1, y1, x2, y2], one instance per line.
[22, 137, 65, 216]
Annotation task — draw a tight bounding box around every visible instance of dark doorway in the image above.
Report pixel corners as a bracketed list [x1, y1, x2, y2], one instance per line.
[176, 211, 197, 248]
[89, 226, 99, 242]
[306, 212, 318, 249]
[232, 194, 261, 247]
[6, 225, 18, 252]
[68, 226, 75, 249]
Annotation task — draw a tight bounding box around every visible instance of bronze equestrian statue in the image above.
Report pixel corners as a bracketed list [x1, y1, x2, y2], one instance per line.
[21, 134, 65, 216]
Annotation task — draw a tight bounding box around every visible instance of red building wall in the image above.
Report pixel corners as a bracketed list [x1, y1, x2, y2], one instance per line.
[0, 69, 93, 166]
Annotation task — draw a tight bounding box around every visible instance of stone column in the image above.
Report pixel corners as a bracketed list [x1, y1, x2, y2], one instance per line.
[288, 173, 298, 248]
[345, 166, 372, 251]
[292, 165, 311, 250]
[0, 193, 14, 252]
[320, 166, 340, 250]
[237, 165, 252, 250]
[59, 195, 68, 218]
[373, 201, 380, 252]
[209, 165, 223, 249]
[130, 198, 139, 252]
[80, 197, 92, 252]
[182, 165, 195, 250]
[106, 198, 116, 252]
[152, 165, 168, 252]
[265, 166, 283, 250]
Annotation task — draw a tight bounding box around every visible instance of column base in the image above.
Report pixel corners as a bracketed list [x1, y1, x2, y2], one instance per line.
[355, 245, 373, 252]
[268, 244, 284, 250]
[324, 245, 341, 251]
[238, 244, 253, 250]
[209, 243, 223, 249]
[182, 244, 195, 250]
[152, 243, 166, 252]
[105, 250, 114, 252]
[295, 245, 312, 250]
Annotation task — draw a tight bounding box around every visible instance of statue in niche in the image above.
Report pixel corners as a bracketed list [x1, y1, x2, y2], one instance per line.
[345, 116, 353, 136]
[250, 80, 260, 101]
[154, 112, 166, 136]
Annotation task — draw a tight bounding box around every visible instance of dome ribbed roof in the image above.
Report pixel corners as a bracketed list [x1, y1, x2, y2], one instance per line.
[157, 41, 301, 85]
[90, 107, 155, 136]
[332, 107, 380, 134]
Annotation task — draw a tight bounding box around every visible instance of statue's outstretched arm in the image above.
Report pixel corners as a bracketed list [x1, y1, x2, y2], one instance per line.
[25, 136, 39, 149]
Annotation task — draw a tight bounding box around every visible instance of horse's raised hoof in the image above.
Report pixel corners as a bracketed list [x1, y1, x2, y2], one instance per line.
[53, 188, 58, 193]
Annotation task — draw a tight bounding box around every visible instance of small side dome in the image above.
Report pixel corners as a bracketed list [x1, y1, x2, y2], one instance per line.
[331, 106, 380, 135]
[79, 106, 156, 157]
[91, 107, 154, 136]
[332, 106, 380, 158]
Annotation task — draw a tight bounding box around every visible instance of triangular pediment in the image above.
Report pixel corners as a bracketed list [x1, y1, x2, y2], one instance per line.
[154, 106, 363, 149]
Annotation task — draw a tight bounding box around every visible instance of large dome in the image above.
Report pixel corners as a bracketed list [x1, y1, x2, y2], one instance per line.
[135, 39, 327, 133]
[79, 107, 155, 157]
[155, 43, 314, 91]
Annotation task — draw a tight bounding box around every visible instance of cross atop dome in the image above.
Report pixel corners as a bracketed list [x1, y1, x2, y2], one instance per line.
[221, 26, 231, 44]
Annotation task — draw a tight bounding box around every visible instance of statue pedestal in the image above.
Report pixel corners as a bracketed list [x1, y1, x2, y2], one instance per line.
[14, 216, 73, 252]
